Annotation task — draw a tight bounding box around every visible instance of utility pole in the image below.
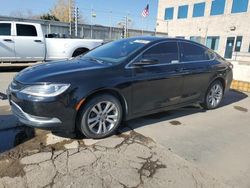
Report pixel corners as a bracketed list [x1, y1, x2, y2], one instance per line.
[69, 0, 75, 37]
[109, 11, 112, 40]
[74, 7, 79, 37]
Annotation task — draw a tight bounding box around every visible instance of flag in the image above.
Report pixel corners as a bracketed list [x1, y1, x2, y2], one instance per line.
[141, 4, 149, 17]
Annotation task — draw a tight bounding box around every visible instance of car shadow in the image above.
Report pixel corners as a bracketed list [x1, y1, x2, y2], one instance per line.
[118, 89, 248, 134]
[0, 105, 35, 154]
[53, 90, 248, 139]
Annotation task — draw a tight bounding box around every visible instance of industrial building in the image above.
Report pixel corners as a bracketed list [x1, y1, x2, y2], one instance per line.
[156, 0, 250, 61]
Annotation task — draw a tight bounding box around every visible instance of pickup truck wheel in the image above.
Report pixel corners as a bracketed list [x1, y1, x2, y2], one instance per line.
[77, 94, 122, 139]
[72, 48, 89, 57]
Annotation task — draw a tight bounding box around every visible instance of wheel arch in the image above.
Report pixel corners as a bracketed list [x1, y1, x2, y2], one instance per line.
[72, 47, 89, 57]
[209, 76, 226, 92]
[75, 88, 128, 129]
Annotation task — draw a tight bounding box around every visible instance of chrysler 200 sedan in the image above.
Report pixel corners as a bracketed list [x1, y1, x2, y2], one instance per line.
[7, 37, 233, 139]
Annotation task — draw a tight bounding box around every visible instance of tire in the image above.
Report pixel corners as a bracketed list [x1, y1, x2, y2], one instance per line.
[201, 80, 224, 110]
[77, 94, 122, 139]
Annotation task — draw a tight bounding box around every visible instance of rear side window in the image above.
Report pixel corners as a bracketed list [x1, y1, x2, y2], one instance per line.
[16, 24, 37, 36]
[143, 42, 179, 64]
[179, 42, 211, 62]
[0, 23, 11, 36]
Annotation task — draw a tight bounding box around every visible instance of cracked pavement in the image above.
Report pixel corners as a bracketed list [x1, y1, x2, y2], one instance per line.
[0, 129, 226, 188]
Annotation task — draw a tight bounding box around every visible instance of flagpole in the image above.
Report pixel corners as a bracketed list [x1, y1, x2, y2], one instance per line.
[141, 17, 144, 35]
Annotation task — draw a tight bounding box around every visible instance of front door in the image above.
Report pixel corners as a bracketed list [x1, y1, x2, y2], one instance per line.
[13, 23, 45, 61]
[224, 37, 235, 59]
[0, 23, 15, 61]
[130, 41, 183, 115]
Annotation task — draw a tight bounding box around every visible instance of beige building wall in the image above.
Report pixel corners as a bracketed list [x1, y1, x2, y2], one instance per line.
[156, 0, 250, 58]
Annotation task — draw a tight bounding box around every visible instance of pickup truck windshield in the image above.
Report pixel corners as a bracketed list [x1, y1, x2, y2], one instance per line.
[82, 38, 151, 64]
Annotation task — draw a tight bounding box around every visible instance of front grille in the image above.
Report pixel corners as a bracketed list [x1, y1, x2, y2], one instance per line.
[10, 80, 25, 92]
[11, 102, 27, 121]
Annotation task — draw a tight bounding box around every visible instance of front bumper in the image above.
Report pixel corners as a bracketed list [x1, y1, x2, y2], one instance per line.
[7, 84, 78, 133]
[10, 100, 62, 128]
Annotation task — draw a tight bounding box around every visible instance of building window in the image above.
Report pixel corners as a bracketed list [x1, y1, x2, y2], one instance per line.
[206, 36, 220, 50]
[193, 2, 206, 17]
[178, 5, 189, 19]
[190, 36, 204, 44]
[235, 36, 243, 52]
[165, 7, 174, 20]
[231, 0, 249, 13]
[210, 0, 226, 15]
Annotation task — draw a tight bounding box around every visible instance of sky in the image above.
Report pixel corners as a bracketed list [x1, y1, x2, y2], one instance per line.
[0, 0, 159, 31]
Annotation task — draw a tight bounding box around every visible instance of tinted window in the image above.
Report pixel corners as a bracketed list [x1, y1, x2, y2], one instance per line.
[165, 7, 174, 20]
[142, 42, 179, 64]
[16, 24, 37, 36]
[210, 0, 226, 15]
[231, 0, 249, 13]
[179, 42, 211, 62]
[193, 2, 206, 17]
[178, 5, 189, 19]
[0, 23, 11, 36]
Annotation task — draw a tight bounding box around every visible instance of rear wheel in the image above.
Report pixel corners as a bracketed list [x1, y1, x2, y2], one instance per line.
[202, 80, 224, 110]
[77, 94, 122, 139]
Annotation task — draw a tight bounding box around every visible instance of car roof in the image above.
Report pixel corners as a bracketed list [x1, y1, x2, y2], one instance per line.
[126, 36, 200, 44]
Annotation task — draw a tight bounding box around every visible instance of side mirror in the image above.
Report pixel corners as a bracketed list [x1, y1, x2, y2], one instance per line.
[133, 58, 159, 66]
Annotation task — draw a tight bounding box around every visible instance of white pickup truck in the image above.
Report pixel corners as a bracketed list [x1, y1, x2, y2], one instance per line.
[0, 21, 103, 62]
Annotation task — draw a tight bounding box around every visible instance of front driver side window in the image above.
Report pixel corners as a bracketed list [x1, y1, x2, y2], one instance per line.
[142, 41, 179, 64]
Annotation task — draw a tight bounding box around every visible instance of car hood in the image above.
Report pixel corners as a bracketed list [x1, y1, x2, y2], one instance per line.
[15, 58, 106, 83]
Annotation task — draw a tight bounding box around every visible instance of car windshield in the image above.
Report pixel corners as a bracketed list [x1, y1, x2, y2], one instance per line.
[82, 38, 152, 65]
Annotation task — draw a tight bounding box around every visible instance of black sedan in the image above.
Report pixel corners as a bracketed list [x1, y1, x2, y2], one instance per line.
[7, 37, 233, 138]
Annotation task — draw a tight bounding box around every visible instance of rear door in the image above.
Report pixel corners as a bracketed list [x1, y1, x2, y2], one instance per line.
[0, 22, 15, 61]
[130, 41, 184, 114]
[178, 41, 215, 103]
[13, 23, 45, 61]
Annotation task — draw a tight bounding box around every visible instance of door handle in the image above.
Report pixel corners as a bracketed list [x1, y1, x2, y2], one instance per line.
[3, 39, 12, 42]
[34, 40, 42, 42]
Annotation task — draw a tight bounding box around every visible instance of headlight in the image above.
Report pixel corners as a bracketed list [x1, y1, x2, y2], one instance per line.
[20, 84, 70, 97]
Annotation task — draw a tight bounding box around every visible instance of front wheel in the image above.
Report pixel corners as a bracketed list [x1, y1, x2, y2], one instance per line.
[201, 80, 224, 110]
[77, 94, 122, 139]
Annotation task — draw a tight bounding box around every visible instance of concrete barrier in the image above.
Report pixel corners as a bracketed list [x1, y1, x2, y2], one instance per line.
[231, 61, 250, 92]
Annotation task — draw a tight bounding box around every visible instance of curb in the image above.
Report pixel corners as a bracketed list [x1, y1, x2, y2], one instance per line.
[231, 80, 250, 93]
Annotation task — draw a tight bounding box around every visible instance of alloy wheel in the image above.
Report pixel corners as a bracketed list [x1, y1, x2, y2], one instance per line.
[207, 83, 223, 108]
[87, 101, 119, 135]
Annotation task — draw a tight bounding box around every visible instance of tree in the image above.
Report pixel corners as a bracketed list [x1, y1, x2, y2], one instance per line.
[50, 0, 70, 22]
[40, 13, 60, 21]
[50, 0, 85, 23]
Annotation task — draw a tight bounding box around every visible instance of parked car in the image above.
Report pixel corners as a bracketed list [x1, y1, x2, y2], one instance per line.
[0, 21, 103, 62]
[7, 36, 233, 138]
